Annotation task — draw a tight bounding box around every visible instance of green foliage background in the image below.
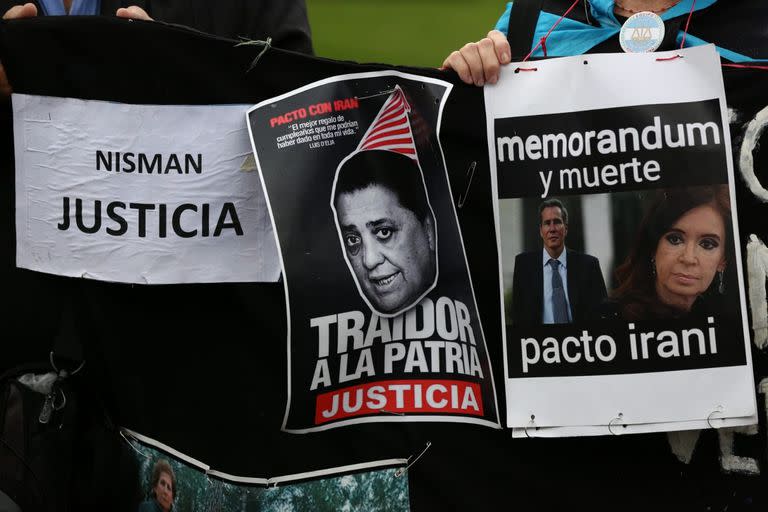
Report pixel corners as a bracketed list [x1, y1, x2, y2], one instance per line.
[307, 0, 507, 67]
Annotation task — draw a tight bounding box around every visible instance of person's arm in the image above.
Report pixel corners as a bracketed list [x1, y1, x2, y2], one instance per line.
[1, 3, 37, 99]
[441, 30, 511, 86]
[130, 1, 313, 55]
[255, 0, 313, 55]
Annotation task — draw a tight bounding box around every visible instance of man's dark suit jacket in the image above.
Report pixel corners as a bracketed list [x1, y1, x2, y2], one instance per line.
[510, 249, 607, 326]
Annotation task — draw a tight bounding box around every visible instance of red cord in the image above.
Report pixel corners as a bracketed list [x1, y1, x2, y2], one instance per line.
[679, 0, 697, 49]
[522, 0, 581, 62]
[722, 63, 768, 71]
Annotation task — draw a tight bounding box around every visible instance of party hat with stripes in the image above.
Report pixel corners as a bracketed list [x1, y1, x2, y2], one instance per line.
[356, 86, 417, 160]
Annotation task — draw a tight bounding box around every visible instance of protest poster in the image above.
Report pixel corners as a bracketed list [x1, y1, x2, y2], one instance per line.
[247, 72, 500, 432]
[13, 95, 279, 284]
[123, 429, 409, 511]
[2, 13, 768, 512]
[486, 45, 757, 433]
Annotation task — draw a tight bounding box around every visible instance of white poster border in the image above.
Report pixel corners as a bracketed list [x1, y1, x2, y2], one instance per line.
[486, 45, 757, 431]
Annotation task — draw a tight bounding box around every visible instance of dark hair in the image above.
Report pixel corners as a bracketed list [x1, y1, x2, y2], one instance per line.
[539, 198, 568, 225]
[333, 150, 431, 222]
[612, 185, 732, 320]
[150, 459, 176, 499]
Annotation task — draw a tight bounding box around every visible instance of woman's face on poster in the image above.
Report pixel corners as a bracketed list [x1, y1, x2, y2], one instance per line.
[653, 204, 727, 310]
[336, 184, 435, 314]
[154, 471, 174, 511]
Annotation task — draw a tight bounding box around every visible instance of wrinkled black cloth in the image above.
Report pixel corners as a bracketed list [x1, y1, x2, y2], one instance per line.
[0, 0, 312, 53]
[1, 14, 766, 512]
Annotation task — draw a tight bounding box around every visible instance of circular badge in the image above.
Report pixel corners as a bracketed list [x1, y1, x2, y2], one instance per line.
[619, 11, 666, 53]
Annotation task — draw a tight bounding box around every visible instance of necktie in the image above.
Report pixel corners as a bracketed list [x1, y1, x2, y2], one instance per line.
[548, 259, 568, 323]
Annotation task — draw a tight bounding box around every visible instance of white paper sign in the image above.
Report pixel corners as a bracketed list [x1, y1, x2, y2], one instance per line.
[13, 95, 280, 284]
[486, 45, 756, 434]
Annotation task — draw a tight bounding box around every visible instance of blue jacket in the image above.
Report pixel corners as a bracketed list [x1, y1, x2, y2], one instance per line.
[494, 0, 766, 62]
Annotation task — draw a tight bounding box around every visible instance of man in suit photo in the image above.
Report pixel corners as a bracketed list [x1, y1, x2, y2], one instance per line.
[511, 198, 607, 326]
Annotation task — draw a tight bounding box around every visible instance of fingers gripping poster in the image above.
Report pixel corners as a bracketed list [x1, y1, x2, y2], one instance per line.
[485, 46, 757, 435]
[247, 72, 500, 432]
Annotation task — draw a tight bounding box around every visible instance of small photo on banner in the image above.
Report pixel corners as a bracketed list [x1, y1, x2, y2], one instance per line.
[485, 45, 757, 434]
[123, 429, 410, 511]
[247, 72, 500, 432]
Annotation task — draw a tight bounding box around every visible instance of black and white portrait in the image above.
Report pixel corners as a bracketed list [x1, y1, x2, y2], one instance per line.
[332, 149, 438, 316]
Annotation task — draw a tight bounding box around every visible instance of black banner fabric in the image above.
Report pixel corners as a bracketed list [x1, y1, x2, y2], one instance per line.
[1, 15, 767, 512]
[0, 17, 506, 508]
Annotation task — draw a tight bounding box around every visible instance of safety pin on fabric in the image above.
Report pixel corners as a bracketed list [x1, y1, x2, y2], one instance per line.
[356, 89, 398, 101]
[457, 161, 476, 208]
[523, 414, 538, 438]
[394, 441, 432, 478]
[707, 405, 725, 429]
[49, 351, 85, 376]
[608, 412, 627, 436]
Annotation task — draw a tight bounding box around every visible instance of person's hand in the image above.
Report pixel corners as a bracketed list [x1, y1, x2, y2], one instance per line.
[3, 2, 36, 19]
[115, 6, 153, 21]
[1, 3, 38, 98]
[441, 30, 511, 86]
